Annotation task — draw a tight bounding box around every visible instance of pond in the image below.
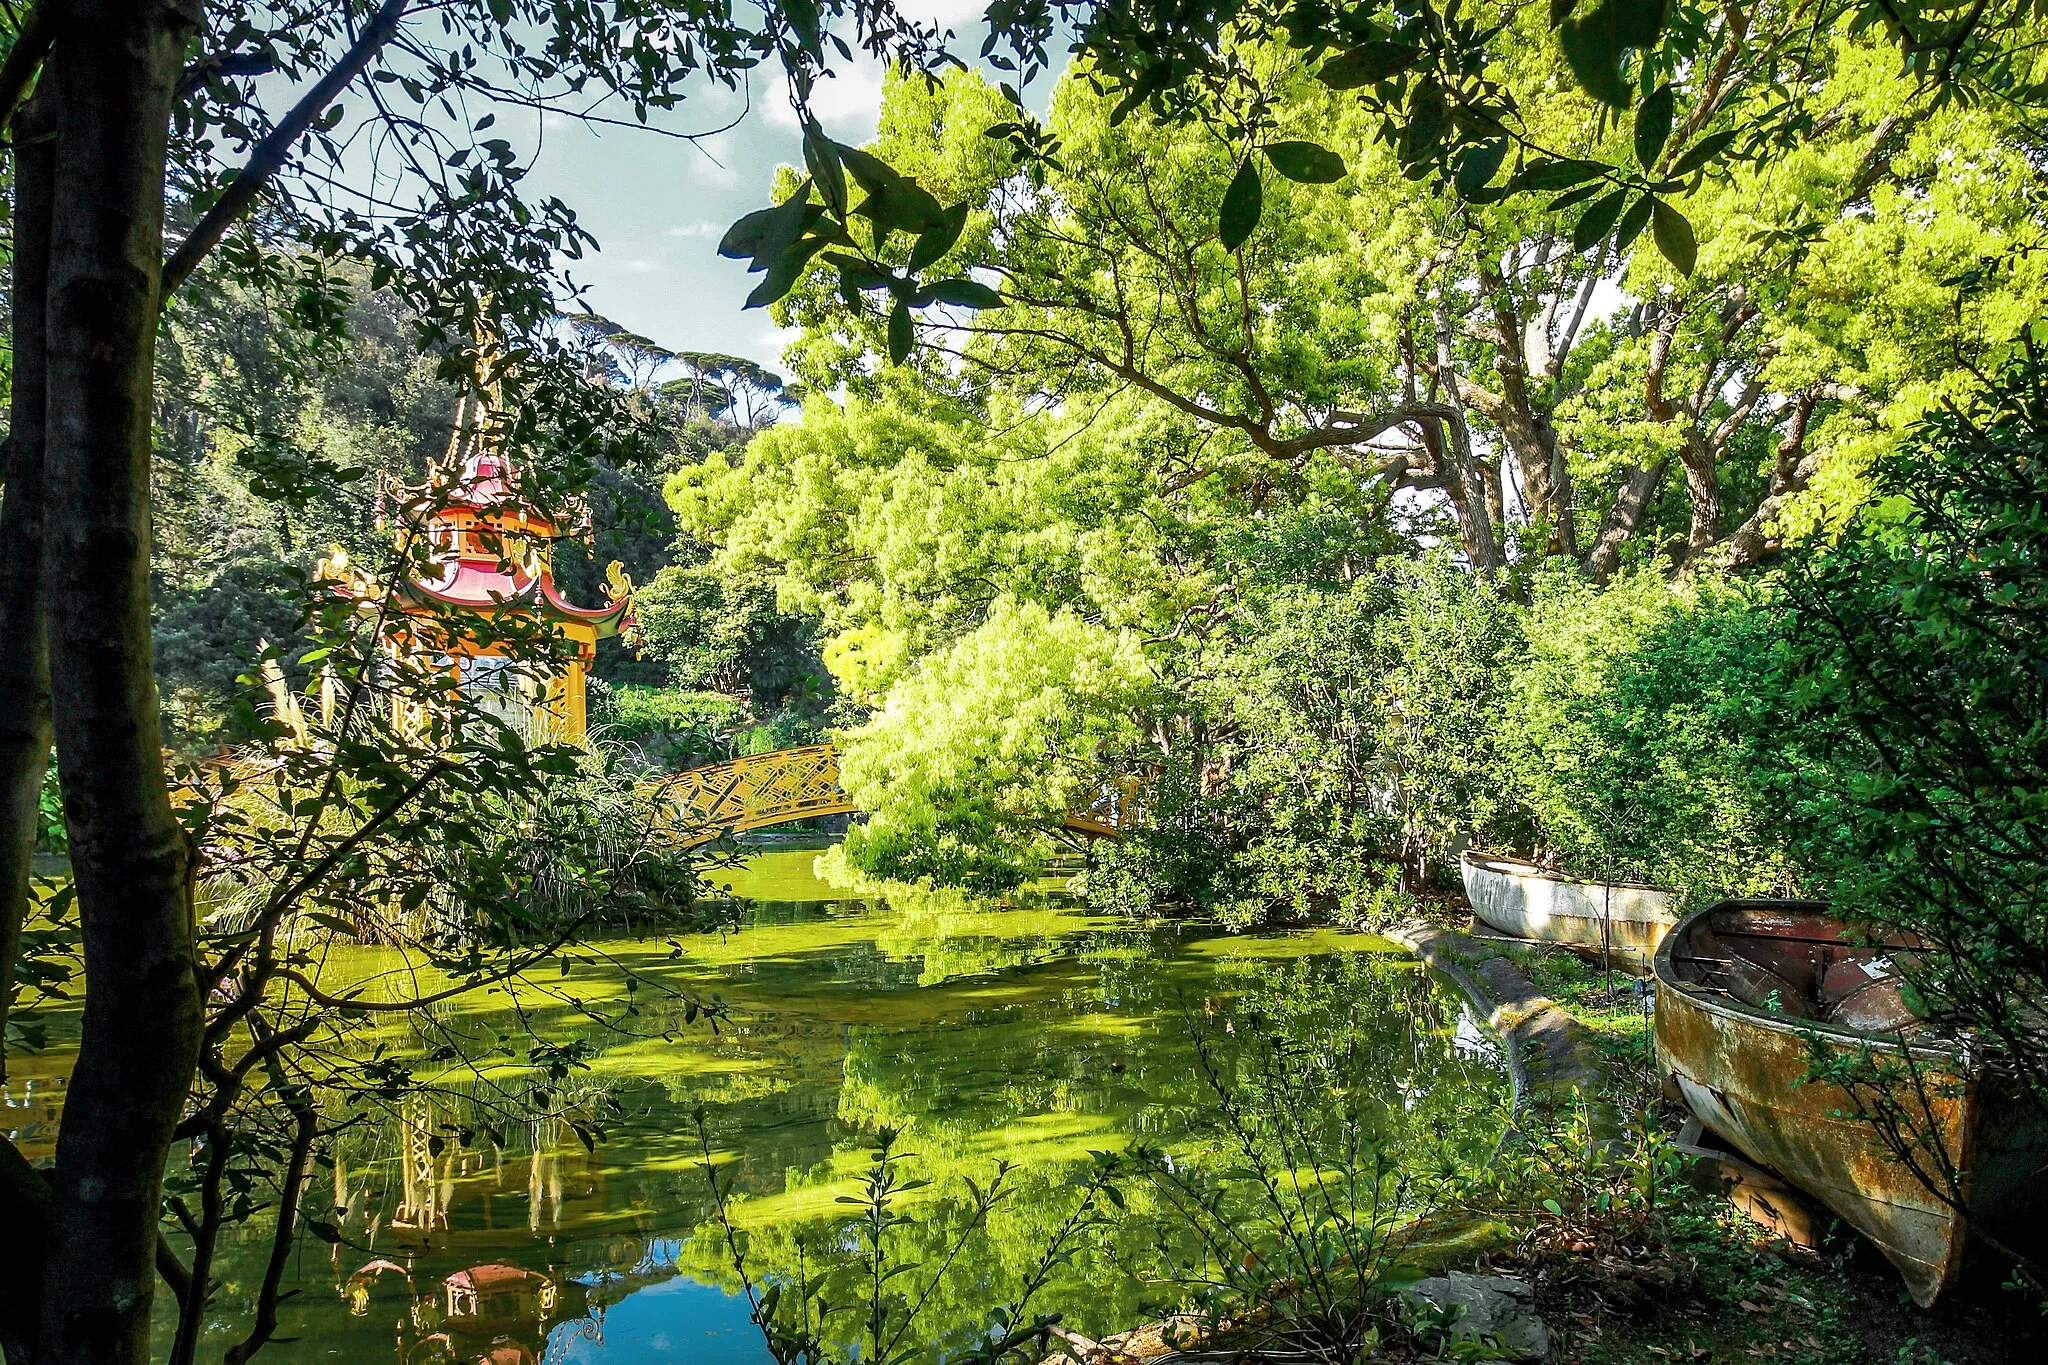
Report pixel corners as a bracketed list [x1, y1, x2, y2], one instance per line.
[4, 846, 1508, 1364]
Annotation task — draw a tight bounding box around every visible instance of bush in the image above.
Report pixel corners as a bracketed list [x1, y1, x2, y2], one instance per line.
[1108, 556, 1521, 925]
[1496, 568, 1791, 901]
[834, 598, 1152, 888]
[588, 680, 744, 767]
[1759, 343, 2048, 1120]
[630, 559, 829, 712]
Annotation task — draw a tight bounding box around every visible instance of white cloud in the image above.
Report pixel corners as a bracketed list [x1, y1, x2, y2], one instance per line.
[765, 60, 886, 139]
[756, 324, 801, 369]
[664, 220, 725, 239]
[901, 0, 988, 26]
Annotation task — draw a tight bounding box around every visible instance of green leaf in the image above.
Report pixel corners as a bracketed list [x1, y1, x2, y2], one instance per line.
[909, 202, 971, 272]
[1613, 0, 1669, 48]
[1399, 80, 1450, 163]
[717, 205, 780, 261]
[1559, 0, 1666, 107]
[1264, 140, 1346, 184]
[1634, 84, 1674, 169]
[888, 298, 914, 365]
[1546, 180, 1609, 210]
[719, 178, 814, 268]
[1219, 159, 1262, 251]
[305, 1219, 342, 1244]
[803, 119, 847, 219]
[1456, 140, 1510, 198]
[1557, 4, 1629, 109]
[1319, 41, 1422, 90]
[836, 142, 943, 235]
[783, 0, 822, 59]
[1614, 192, 1655, 252]
[304, 912, 358, 937]
[823, 252, 897, 292]
[1573, 188, 1629, 250]
[1110, 61, 1174, 125]
[1651, 198, 1697, 274]
[743, 234, 828, 309]
[923, 278, 1003, 309]
[1515, 158, 1605, 192]
[1669, 128, 1739, 178]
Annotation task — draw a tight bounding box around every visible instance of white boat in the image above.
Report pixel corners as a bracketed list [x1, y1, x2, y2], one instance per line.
[1459, 850, 1678, 967]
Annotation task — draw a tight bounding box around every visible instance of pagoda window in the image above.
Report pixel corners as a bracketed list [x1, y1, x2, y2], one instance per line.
[460, 655, 535, 740]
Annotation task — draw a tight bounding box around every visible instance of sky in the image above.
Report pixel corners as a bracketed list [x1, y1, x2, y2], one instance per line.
[505, 3, 1052, 380]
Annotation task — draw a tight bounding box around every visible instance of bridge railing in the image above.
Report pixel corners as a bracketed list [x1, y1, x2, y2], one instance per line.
[645, 743, 854, 848]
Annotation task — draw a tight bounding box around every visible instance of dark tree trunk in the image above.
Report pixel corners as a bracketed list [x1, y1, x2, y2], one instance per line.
[1583, 460, 1668, 583]
[36, 4, 204, 1362]
[1677, 435, 1721, 557]
[0, 87, 55, 1082]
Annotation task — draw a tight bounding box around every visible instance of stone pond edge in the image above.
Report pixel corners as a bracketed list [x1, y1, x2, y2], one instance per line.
[1384, 920, 1626, 1151]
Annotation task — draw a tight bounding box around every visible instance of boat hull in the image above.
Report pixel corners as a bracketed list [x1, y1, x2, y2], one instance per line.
[1460, 852, 1677, 966]
[1654, 901, 2048, 1306]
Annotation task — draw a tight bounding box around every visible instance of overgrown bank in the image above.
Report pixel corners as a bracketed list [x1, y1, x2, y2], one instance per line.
[1488, 944, 2048, 1365]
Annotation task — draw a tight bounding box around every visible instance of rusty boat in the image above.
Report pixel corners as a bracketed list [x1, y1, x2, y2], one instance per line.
[1654, 899, 2048, 1305]
[1461, 851, 1679, 968]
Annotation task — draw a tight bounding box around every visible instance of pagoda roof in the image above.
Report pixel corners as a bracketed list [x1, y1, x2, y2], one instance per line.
[363, 379, 632, 641]
[434, 451, 550, 521]
[397, 554, 631, 635]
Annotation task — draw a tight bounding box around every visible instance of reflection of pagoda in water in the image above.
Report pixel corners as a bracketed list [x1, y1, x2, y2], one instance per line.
[343, 363, 633, 745]
[346, 1257, 596, 1365]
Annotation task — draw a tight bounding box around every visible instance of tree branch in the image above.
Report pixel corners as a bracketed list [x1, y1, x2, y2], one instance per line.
[1715, 388, 1823, 569]
[0, 0, 55, 144]
[1583, 460, 1670, 582]
[221, 1100, 317, 1365]
[1644, 306, 1687, 422]
[161, 0, 411, 300]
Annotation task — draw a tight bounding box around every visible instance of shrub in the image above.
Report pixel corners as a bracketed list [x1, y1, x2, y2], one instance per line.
[1760, 343, 2048, 1122]
[834, 598, 1152, 889]
[1496, 568, 1791, 901]
[1111, 556, 1521, 925]
[588, 680, 744, 767]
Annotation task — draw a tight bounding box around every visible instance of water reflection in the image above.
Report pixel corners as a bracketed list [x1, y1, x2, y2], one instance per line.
[132, 847, 1506, 1361]
[344, 1257, 590, 1365]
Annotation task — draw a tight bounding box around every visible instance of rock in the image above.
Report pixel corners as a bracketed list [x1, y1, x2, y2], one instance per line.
[1397, 1272, 1552, 1362]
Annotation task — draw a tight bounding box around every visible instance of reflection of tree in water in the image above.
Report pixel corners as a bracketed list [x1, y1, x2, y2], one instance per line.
[834, 949, 1486, 1143]
[686, 950, 1507, 1349]
[865, 880, 1160, 985]
[161, 880, 1504, 1362]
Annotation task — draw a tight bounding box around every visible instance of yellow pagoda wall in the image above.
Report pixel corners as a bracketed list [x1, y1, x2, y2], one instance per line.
[536, 659, 588, 745]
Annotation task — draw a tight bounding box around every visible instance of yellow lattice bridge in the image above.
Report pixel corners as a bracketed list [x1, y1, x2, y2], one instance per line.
[645, 743, 1133, 849]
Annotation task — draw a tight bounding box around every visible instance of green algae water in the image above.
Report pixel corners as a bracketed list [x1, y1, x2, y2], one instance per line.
[7, 846, 1506, 1364]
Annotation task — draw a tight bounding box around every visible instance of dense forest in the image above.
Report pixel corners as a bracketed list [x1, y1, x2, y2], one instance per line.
[675, 38, 2047, 924]
[143, 275, 836, 761]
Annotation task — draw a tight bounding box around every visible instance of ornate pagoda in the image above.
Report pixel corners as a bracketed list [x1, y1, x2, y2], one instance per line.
[346, 384, 633, 745]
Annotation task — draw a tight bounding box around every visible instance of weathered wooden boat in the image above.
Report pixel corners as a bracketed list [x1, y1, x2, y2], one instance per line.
[1460, 851, 1678, 967]
[1654, 899, 2048, 1306]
